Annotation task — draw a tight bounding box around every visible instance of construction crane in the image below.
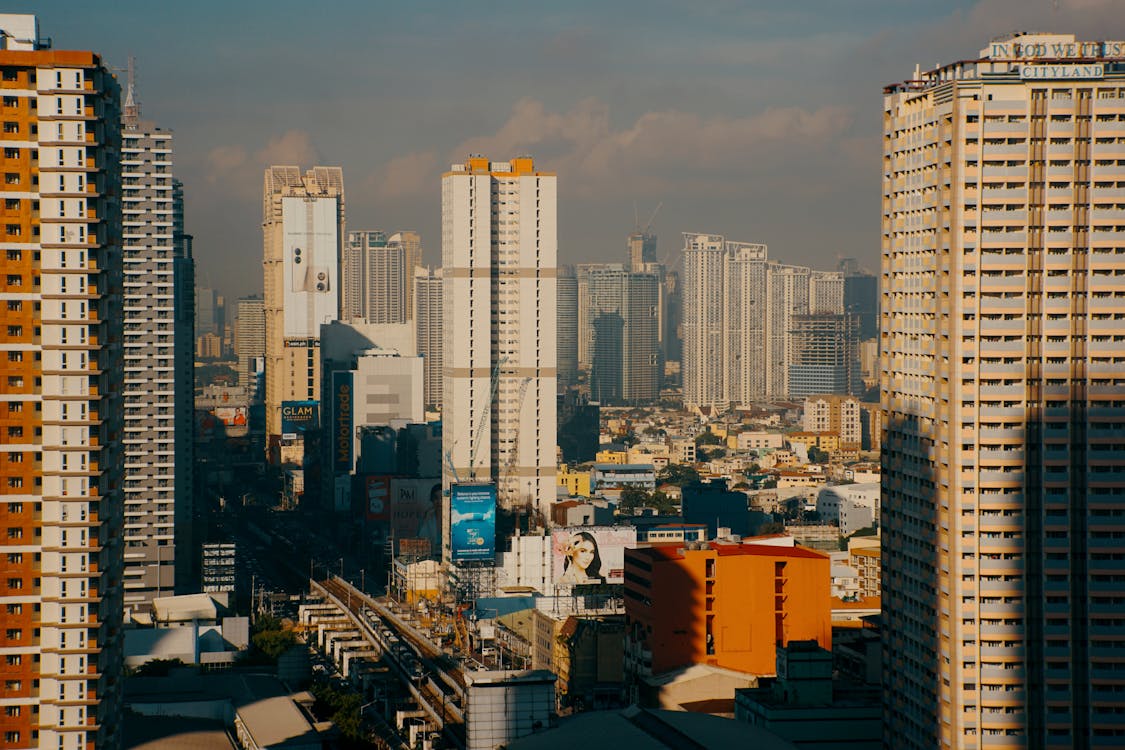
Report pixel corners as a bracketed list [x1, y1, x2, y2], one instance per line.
[502, 377, 533, 509]
[467, 357, 507, 481]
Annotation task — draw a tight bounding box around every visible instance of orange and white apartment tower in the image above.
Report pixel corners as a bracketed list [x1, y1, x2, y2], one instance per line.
[622, 540, 831, 689]
[0, 14, 125, 750]
[882, 33, 1125, 749]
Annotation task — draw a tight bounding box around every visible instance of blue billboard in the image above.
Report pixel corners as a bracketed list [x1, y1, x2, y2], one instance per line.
[450, 483, 497, 563]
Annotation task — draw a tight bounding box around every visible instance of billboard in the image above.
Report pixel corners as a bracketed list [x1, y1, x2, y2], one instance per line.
[282, 195, 339, 339]
[450, 483, 497, 563]
[364, 475, 391, 522]
[280, 400, 318, 437]
[213, 406, 248, 428]
[552, 526, 637, 585]
[389, 478, 442, 557]
[332, 371, 353, 472]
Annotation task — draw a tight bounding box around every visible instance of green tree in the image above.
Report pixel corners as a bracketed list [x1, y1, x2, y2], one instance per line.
[618, 486, 652, 512]
[695, 431, 722, 446]
[251, 628, 296, 661]
[807, 446, 829, 464]
[657, 464, 700, 487]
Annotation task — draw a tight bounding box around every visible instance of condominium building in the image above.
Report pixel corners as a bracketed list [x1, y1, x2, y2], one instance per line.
[627, 230, 656, 271]
[787, 313, 861, 398]
[342, 229, 421, 324]
[556, 264, 578, 386]
[684, 234, 814, 408]
[580, 265, 660, 405]
[0, 15, 126, 747]
[882, 33, 1125, 749]
[763, 261, 810, 399]
[120, 70, 194, 609]
[235, 295, 264, 395]
[802, 394, 862, 451]
[441, 156, 557, 517]
[262, 166, 344, 464]
[413, 266, 442, 410]
[808, 270, 844, 314]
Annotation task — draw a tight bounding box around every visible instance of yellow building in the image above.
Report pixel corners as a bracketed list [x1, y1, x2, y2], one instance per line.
[557, 467, 592, 497]
[595, 449, 628, 464]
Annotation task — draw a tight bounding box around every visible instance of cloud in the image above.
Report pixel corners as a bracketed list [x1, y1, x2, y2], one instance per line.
[203, 129, 321, 197]
[371, 150, 440, 201]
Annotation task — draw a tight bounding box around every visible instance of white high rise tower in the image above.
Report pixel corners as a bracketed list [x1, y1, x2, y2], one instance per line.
[441, 156, 557, 522]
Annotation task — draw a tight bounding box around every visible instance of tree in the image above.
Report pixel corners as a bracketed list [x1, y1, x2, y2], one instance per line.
[807, 446, 829, 464]
[695, 431, 722, 446]
[251, 628, 296, 661]
[618, 486, 652, 512]
[657, 464, 700, 487]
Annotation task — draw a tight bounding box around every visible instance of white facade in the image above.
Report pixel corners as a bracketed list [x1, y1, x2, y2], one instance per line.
[441, 157, 557, 514]
[496, 534, 553, 594]
[262, 166, 345, 453]
[816, 483, 880, 536]
[808, 270, 845, 314]
[120, 80, 193, 608]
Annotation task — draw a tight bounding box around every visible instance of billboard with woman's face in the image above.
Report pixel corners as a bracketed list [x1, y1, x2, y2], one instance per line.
[552, 526, 637, 585]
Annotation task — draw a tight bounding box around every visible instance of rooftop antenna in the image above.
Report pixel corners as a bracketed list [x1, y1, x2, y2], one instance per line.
[123, 55, 139, 127]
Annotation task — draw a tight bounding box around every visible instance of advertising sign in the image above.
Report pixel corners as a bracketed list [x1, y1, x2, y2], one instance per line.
[332, 371, 353, 472]
[552, 526, 637, 585]
[364, 475, 391, 522]
[450, 483, 497, 562]
[213, 406, 248, 427]
[389, 478, 442, 557]
[280, 400, 318, 436]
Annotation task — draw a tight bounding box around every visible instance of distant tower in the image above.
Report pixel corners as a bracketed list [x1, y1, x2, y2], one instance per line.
[121, 59, 194, 607]
[557, 265, 578, 387]
[414, 266, 443, 410]
[262, 166, 345, 464]
[235, 296, 265, 394]
[441, 156, 557, 514]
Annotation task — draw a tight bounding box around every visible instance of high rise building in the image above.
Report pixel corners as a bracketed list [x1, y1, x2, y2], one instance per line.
[684, 233, 825, 406]
[262, 166, 345, 464]
[556, 264, 578, 387]
[763, 261, 810, 399]
[235, 295, 265, 395]
[842, 269, 878, 340]
[577, 264, 661, 405]
[627, 230, 657, 271]
[0, 16, 126, 747]
[413, 266, 443, 410]
[881, 33, 1125, 749]
[194, 283, 215, 336]
[787, 313, 860, 398]
[120, 69, 194, 608]
[808, 270, 844, 314]
[342, 230, 421, 324]
[662, 269, 682, 365]
[441, 156, 557, 516]
[801, 394, 862, 453]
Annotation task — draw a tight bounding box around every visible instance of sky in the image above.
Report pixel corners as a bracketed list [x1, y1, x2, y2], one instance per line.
[16, 0, 1123, 301]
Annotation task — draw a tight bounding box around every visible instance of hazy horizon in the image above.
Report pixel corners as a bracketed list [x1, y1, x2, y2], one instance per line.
[16, 0, 1121, 301]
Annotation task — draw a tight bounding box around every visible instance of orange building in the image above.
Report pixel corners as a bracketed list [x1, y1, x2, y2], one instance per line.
[0, 16, 124, 750]
[623, 540, 831, 683]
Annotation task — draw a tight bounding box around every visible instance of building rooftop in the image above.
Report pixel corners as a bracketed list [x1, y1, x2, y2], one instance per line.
[507, 704, 796, 750]
[629, 540, 827, 562]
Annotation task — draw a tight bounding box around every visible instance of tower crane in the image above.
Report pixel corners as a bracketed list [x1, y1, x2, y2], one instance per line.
[502, 377, 533, 508]
[467, 356, 507, 481]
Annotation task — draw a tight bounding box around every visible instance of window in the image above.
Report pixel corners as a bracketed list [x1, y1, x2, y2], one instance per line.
[5, 275, 21, 287]
[2, 122, 17, 134]
[6, 528, 22, 539]
[4, 655, 19, 666]
[5, 578, 21, 590]
[4, 632, 20, 643]
[4, 173, 18, 185]
[5, 428, 20, 438]
[6, 224, 20, 236]
[3, 198, 16, 210]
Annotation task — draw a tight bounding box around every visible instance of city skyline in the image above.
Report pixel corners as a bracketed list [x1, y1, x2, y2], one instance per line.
[15, 1, 1122, 302]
